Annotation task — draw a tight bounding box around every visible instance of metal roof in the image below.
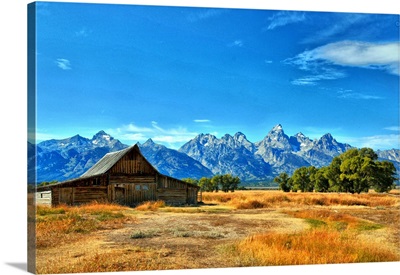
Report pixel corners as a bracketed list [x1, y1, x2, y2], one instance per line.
[80, 145, 134, 177]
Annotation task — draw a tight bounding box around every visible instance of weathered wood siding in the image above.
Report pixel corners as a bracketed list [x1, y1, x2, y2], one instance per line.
[109, 175, 157, 184]
[73, 187, 108, 204]
[50, 186, 107, 206]
[51, 187, 60, 206]
[187, 186, 198, 204]
[108, 183, 157, 206]
[156, 175, 198, 205]
[109, 150, 155, 175]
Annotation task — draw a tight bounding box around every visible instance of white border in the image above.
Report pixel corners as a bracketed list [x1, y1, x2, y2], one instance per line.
[1, 1, 399, 275]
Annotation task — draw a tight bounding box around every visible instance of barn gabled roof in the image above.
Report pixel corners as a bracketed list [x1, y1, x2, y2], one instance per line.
[80, 144, 145, 177]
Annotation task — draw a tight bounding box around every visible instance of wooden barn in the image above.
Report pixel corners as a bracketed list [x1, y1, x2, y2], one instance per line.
[36, 144, 200, 207]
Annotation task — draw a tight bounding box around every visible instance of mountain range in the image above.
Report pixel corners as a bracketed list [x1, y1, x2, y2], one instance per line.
[28, 125, 400, 185]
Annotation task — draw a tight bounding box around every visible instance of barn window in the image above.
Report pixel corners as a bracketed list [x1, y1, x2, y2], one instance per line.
[135, 185, 141, 191]
[142, 185, 149, 191]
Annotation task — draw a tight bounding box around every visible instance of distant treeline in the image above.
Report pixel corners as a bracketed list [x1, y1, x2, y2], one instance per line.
[183, 174, 241, 192]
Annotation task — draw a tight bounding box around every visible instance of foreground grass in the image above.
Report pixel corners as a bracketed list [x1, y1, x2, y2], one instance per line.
[36, 192, 400, 273]
[36, 202, 136, 248]
[229, 228, 399, 266]
[202, 190, 399, 209]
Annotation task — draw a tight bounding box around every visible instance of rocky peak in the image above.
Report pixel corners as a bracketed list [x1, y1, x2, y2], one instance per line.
[143, 138, 155, 146]
[258, 124, 291, 150]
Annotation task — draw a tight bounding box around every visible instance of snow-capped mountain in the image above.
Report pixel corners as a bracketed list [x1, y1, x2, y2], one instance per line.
[179, 132, 271, 181]
[29, 126, 399, 185]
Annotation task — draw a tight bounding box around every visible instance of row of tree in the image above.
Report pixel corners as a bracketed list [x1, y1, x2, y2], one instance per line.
[183, 174, 241, 192]
[274, 148, 398, 194]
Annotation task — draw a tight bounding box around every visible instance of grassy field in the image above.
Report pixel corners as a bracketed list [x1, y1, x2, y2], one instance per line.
[35, 190, 400, 273]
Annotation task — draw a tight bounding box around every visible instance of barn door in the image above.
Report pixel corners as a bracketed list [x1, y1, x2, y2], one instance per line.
[59, 188, 73, 205]
[114, 187, 125, 205]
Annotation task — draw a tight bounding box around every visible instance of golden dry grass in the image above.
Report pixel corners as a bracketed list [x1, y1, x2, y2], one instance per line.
[36, 202, 136, 248]
[134, 200, 165, 211]
[232, 229, 399, 266]
[202, 190, 399, 209]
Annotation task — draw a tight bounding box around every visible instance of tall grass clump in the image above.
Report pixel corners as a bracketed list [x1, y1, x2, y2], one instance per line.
[135, 200, 165, 211]
[233, 229, 399, 266]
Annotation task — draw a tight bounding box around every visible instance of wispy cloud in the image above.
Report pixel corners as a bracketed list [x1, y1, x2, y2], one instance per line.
[291, 69, 346, 86]
[109, 122, 198, 149]
[302, 14, 373, 44]
[384, 126, 400, 131]
[337, 89, 384, 100]
[285, 41, 400, 75]
[265, 11, 306, 30]
[339, 134, 400, 150]
[228, 40, 243, 47]
[187, 8, 225, 23]
[55, 58, 71, 70]
[194, 119, 211, 123]
[75, 27, 90, 37]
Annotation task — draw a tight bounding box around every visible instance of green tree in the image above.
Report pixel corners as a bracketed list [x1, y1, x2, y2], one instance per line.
[324, 147, 396, 194]
[211, 175, 222, 192]
[371, 161, 397, 193]
[182, 178, 198, 185]
[274, 172, 291, 192]
[339, 155, 371, 193]
[313, 167, 330, 192]
[326, 156, 344, 192]
[291, 166, 315, 192]
[198, 177, 213, 192]
[221, 174, 241, 192]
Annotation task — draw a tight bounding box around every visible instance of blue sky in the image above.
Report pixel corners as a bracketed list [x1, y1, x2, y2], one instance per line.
[33, 2, 399, 150]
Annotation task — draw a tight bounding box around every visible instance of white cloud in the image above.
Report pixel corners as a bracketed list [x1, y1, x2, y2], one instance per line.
[228, 40, 243, 47]
[55, 58, 71, 70]
[291, 69, 346, 86]
[121, 123, 154, 133]
[286, 41, 400, 75]
[109, 122, 199, 149]
[384, 126, 400, 131]
[194, 119, 211, 123]
[337, 89, 384, 100]
[75, 28, 89, 37]
[339, 134, 400, 150]
[187, 8, 224, 22]
[265, 11, 306, 30]
[301, 14, 372, 44]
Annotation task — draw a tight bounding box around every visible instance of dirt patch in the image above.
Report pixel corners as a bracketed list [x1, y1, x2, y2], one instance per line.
[103, 209, 308, 260]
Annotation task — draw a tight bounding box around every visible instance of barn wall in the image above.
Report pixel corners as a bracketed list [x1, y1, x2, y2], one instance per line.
[108, 183, 157, 206]
[109, 150, 155, 175]
[156, 175, 199, 205]
[51, 187, 60, 206]
[50, 186, 108, 206]
[109, 175, 156, 184]
[73, 186, 108, 204]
